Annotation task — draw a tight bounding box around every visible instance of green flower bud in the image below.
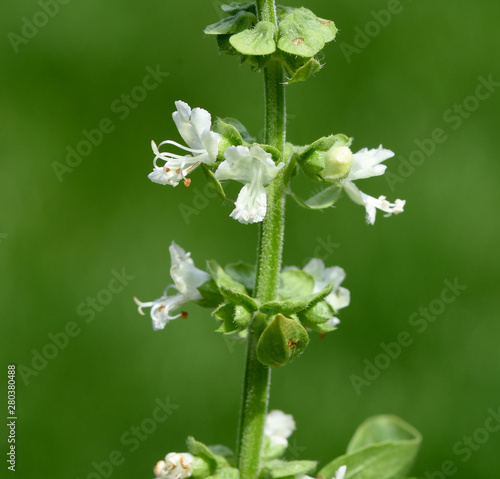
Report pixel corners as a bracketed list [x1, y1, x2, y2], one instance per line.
[256, 314, 310, 367]
[296, 134, 352, 183]
[320, 146, 353, 182]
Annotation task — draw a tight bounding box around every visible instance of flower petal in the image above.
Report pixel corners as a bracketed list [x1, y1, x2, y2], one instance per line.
[230, 183, 267, 224]
[347, 145, 394, 181]
[169, 242, 210, 298]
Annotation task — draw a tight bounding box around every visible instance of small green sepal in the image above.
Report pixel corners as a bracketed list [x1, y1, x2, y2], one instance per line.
[229, 21, 277, 56]
[207, 260, 247, 293]
[299, 301, 336, 331]
[260, 299, 310, 316]
[221, 118, 256, 143]
[277, 8, 337, 58]
[214, 303, 252, 334]
[187, 437, 239, 479]
[256, 314, 310, 367]
[196, 279, 225, 309]
[286, 57, 322, 84]
[212, 117, 245, 155]
[220, 285, 259, 312]
[187, 437, 219, 474]
[200, 164, 234, 206]
[261, 435, 287, 461]
[254, 143, 282, 164]
[287, 184, 343, 210]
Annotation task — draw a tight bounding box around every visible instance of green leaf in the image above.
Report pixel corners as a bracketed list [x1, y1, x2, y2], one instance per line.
[200, 164, 234, 206]
[205, 11, 256, 35]
[347, 415, 421, 453]
[318, 415, 422, 479]
[256, 314, 310, 367]
[225, 262, 256, 293]
[230, 21, 277, 56]
[278, 270, 315, 300]
[287, 57, 322, 84]
[260, 459, 317, 479]
[278, 8, 337, 57]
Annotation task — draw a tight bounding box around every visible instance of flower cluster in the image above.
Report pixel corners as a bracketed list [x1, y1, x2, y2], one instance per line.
[149, 101, 283, 224]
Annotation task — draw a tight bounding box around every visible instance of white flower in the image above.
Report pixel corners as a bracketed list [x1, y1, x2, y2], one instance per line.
[264, 410, 296, 448]
[342, 145, 405, 224]
[333, 465, 347, 479]
[303, 258, 350, 327]
[154, 452, 194, 479]
[149, 101, 221, 187]
[214, 145, 284, 224]
[134, 242, 209, 331]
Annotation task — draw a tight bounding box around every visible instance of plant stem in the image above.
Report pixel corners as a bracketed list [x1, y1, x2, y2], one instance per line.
[237, 1, 287, 478]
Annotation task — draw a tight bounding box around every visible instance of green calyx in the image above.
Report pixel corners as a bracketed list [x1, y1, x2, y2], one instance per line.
[198, 258, 342, 342]
[295, 133, 353, 182]
[256, 314, 310, 367]
[205, 3, 337, 82]
[284, 134, 354, 211]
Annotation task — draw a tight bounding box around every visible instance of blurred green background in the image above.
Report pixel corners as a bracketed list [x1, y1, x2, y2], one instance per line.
[1, 0, 500, 478]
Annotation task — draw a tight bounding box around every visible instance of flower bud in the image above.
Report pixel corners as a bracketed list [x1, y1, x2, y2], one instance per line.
[256, 314, 310, 367]
[320, 146, 353, 182]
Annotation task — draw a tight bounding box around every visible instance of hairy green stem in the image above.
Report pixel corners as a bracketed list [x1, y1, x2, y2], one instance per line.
[237, 1, 287, 478]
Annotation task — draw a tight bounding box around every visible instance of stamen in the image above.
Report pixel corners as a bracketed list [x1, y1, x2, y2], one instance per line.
[158, 139, 206, 154]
